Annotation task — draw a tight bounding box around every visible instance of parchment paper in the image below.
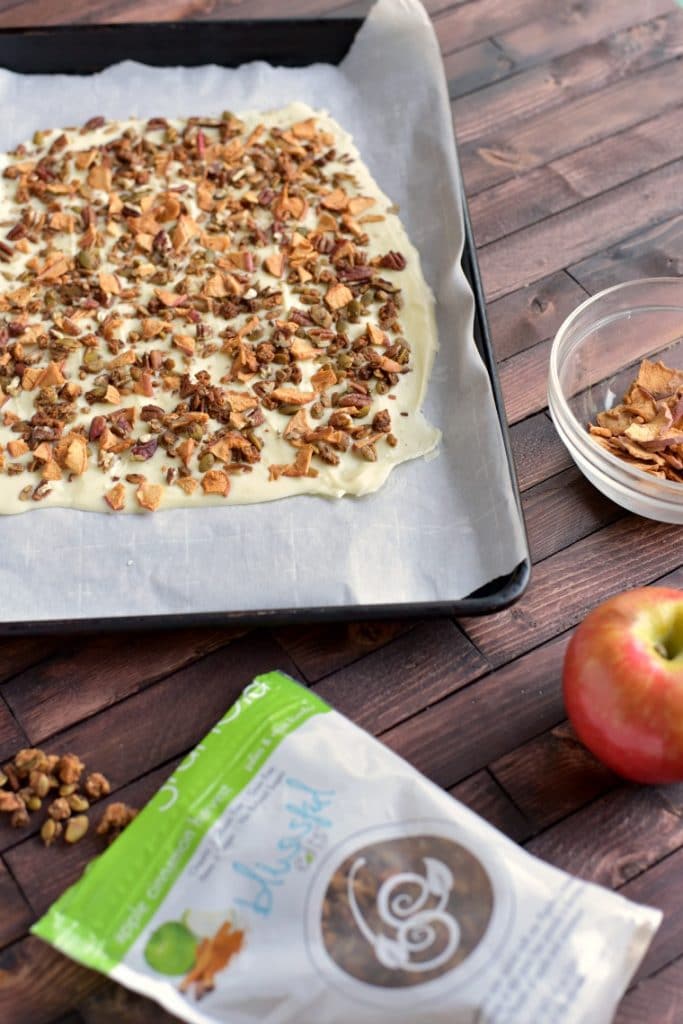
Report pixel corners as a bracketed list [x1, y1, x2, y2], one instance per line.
[0, 0, 528, 623]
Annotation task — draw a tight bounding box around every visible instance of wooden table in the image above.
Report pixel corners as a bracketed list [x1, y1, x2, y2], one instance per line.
[0, 1, 682, 1020]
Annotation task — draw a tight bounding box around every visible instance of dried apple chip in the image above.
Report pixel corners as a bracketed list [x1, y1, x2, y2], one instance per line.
[589, 358, 683, 482]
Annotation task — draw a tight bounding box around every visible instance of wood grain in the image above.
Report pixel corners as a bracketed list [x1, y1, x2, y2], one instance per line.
[459, 518, 683, 665]
[0, 936, 103, 1024]
[0, 859, 33, 949]
[274, 619, 416, 683]
[0, 637, 61, 686]
[313, 619, 489, 733]
[0, 695, 27, 762]
[470, 104, 683, 246]
[615, 957, 683, 1024]
[490, 720, 619, 831]
[434, 0, 569, 56]
[459, 57, 683, 196]
[569, 212, 683, 294]
[498, 339, 551, 423]
[621, 846, 683, 981]
[0, 0, 354, 28]
[0, 1, 680, 1020]
[478, 157, 683, 300]
[1, 627, 245, 745]
[78, 984, 176, 1024]
[381, 633, 569, 789]
[450, 769, 533, 843]
[444, 39, 514, 99]
[485, 271, 588, 362]
[453, 9, 683, 145]
[508, 411, 573, 492]
[494, 0, 678, 70]
[521, 466, 623, 564]
[525, 784, 683, 887]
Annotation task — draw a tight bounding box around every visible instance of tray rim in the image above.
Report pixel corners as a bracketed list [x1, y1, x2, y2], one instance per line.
[0, 16, 530, 632]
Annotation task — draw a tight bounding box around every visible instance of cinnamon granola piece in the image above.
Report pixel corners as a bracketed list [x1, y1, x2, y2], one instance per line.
[96, 801, 138, 844]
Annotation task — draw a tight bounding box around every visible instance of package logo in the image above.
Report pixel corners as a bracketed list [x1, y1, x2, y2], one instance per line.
[320, 834, 494, 988]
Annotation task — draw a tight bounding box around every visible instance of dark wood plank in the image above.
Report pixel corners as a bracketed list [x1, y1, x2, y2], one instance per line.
[0, 858, 32, 949]
[0, 0, 459, 25]
[459, 518, 683, 666]
[615, 956, 683, 1024]
[0, 936, 103, 1024]
[569, 212, 683, 294]
[274, 619, 416, 683]
[444, 39, 514, 99]
[551, 101, 683, 195]
[490, 721, 619, 831]
[459, 57, 683, 196]
[331, 0, 458, 13]
[0, 1, 679, 1020]
[78, 984, 175, 1024]
[0, 0, 353, 27]
[521, 466, 623, 564]
[381, 633, 568, 789]
[498, 339, 551, 424]
[470, 104, 683, 247]
[1, 627, 245, 745]
[0, 632, 294, 854]
[620, 846, 683, 982]
[471, 165, 579, 249]
[0, 695, 27, 762]
[453, 9, 683, 145]
[0, 637, 61, 685]
[435, 0, 559, 56]
[495, 0, 679, 71]
[450, 769, 533, 842]
[5, 761, 178, 917]
[486, 272, 588, 362]
[478, 156, 683, 300]
[525, 784, 683, 887]
[508, 411, 573, 492]
[313, 619, 490, 733]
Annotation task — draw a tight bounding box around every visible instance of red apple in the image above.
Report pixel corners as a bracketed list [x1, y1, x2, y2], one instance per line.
[563, 587, 683, 784]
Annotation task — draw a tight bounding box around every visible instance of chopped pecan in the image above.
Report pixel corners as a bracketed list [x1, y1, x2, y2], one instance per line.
[378, 250, 407, 270]
[372, 409, 391, 433]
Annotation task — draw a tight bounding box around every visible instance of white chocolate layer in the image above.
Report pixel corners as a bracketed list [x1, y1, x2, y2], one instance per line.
[0, 102, 439, 513]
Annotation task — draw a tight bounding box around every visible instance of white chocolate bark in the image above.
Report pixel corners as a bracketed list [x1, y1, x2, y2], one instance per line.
[0, 102, 439, 513]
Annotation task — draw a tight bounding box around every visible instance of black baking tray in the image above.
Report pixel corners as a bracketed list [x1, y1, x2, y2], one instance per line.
[0, 18, 530, 633]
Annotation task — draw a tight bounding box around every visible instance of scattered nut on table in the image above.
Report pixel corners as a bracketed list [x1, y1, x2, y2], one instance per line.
[0, 745, 116, 848]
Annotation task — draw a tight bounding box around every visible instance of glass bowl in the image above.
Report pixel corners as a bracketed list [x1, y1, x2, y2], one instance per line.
[548, 277, 683, 523]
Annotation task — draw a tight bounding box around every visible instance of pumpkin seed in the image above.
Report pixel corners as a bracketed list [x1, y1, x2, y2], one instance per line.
[65, 815, 89, 844]
[67, 793, 90, 813]
[41, 818, 61, 846]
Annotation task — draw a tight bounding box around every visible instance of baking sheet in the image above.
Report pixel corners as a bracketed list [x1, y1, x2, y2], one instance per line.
[0, 0, 527, 623]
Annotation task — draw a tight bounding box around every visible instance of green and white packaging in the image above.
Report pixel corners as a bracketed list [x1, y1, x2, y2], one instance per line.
[34, 672, 660, 1024]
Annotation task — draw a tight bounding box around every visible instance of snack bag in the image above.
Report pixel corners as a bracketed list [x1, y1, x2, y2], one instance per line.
[34, 672, 660, 1024]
